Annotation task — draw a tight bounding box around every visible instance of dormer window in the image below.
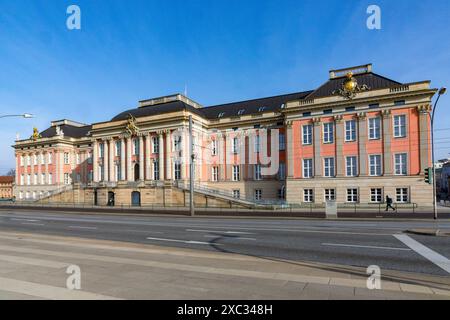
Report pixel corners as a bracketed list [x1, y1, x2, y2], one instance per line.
[238, 109, 245, 116]
[258, 107, 266, 112]
[218, 112, 225, 118]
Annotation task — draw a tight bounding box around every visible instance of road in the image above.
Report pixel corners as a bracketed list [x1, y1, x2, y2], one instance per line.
[0, 209, 449, 277]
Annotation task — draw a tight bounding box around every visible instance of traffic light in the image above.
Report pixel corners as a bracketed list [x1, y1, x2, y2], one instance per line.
[424, 168, 433, 184]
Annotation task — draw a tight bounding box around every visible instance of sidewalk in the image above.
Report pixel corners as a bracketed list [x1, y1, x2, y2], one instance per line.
[0, 231, 448, 300]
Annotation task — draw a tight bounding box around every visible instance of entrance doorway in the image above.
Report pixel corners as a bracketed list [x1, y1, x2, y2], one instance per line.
[94, 189, 98, 206]
[131, 191, 141, 207]
[107, 191, 115, 206]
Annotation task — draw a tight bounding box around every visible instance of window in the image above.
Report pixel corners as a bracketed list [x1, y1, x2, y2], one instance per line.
[33, 154, 38, 165]
[232, 165, 240, 181]
[347, 189, 358, 203]
[115, 141, 122, 157]
[346, 156, 358, 177]
[323, 123, 334, 144]
[76, 173, 81, 182]
[211, 140, 217, 156]
[303, 159, 313, 178]
[254, 164, 262, 180]
[394, 115, 406, 138]
[369, 103, 380, 109]
[153, 160, 159, 180]
[346, 106, 356, 112]
[134, 139, 140, 155]
[369, 155, 382, 176]
[20, 155, 24, 166]
[303, 112, 311, 117]
[87, 152, 92, 164]
[279, 133, 286, 151]
[25, 191, 30, 200]
[218, 112, 225, 118]
[99, 143, 104, 158]
[33, 173, 38, 185]
[238, 109, 245, 116]
[88, 171, 93, 182]
[345, 120, 357, 142]
[254, 135, 261, 153]
[371, 188, 383, 203]
[152, 136, 159, 154]
[99, 165, 104, 181]
[394, 100, 406, 106]
[40, 154, 45, 164]
[27, 174, 31, 185]
[26, 155, 31, 166]
[20, 174, 24, 185]
[174, 162, 181, 180]
[64, 153, 69, 165]
[396, 188, 409, 203]
[279, 162, 286, 180]
[324, 158, 335, 177]
[116, 165, 122, 181]
[278, 187, 286, 200]
[19, 191, 23, 200]
[211, 166, 219, 182]
[394, 153, 408, 175]
[64, 173, 70, 185]
[304, 189, 314, 203]
[233, 190, 240, 199]
[323, 109, 333, 115]
[368, 118, 381, 139]
[302, 125, 313, 145]
[325, 189, 336, 201]
[254, 189, 262, 201]
[48, 153, 53, 164]
[48, 173, 53, 184]
[232, 137, 239, 154]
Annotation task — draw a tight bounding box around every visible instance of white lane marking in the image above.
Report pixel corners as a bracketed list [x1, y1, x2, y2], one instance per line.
[394, 234, 450, 274]
[21, 223, 45, 226]
[68, 226, 98, 230]
[322, 243, 412, 251]
[186, 229, 255, 235]
[203, 235, 256, 241]
[0, 253, 69, 268]
[146, 237, 221, 246]
[11, 218, 40, 222]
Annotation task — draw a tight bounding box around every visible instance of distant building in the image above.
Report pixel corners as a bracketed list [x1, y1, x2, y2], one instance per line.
[0, 176, 14, 199]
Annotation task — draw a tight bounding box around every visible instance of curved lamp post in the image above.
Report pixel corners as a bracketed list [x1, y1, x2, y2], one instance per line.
[431, 87, 447, 220]
[0, 114, 34, 119]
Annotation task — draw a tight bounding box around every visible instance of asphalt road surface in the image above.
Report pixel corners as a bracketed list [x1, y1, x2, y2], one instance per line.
[0, 209, 449, 277]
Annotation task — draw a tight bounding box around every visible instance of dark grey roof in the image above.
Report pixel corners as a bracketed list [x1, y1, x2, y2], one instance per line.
[40, 125, 92, 139]
[111, 101, 204, 121]
[201, 91, 313, 119]
[306, 73, 401, 99]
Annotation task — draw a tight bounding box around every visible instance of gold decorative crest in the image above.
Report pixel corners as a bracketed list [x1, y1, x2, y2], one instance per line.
[125, 114, 139, 136]
[31, 127, 41, 140]
[333, 72, 370, 100]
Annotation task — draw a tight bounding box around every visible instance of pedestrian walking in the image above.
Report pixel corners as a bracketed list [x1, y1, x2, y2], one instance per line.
[385, 195, 396, 212]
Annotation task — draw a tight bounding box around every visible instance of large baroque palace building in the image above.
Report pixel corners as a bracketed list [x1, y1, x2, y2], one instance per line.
[13, 64, 435, 209]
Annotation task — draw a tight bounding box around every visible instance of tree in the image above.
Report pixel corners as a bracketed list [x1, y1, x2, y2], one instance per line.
[5, 169, 15, 177]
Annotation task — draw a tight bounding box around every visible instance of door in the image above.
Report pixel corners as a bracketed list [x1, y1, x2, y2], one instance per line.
[131, 191, 141, 207]
[94, 190, 98, 206]
[134, 164, 140, 181]
[107, 192, 115, 206]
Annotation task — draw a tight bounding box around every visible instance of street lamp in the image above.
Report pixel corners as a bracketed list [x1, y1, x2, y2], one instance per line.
[431, 87, 447, 220]
[0, 113, 34, 119]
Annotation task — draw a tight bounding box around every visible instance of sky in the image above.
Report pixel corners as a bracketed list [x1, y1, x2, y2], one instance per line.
[0, 0, 449, 174]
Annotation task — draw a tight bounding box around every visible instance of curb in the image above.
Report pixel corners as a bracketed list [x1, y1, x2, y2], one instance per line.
[406, 229, 450, 237]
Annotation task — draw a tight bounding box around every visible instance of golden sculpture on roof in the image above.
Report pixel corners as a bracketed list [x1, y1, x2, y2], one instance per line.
[333, 72, 370, 100]
[125, 114, 139, 136]
[31, 127, 41, 140]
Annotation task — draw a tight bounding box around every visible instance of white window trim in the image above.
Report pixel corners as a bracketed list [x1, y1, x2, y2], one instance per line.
[346, 156, 358, 177]
[345, 120, 357, 142]
[393, 114, 407, 138]
[346, 188, 359, 203]
[368, 117, 381, 140]
[323, 157, 335, 178]
[370, 188, 384, 203]
[303, 159, 313, 179]
[302, 125, 313, 145]
[322, 123, 334, 144]
[394, 153, 408, 176]
[369, 154, 383, 177]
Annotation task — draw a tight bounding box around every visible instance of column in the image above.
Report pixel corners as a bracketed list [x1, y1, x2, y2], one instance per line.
[145, 134, 151, 180]
[418, 105, 432, 172]
[139, 135, 144, 181]
[335, 116, 344, 177]
[382, 110, 392, 175]
[109, 139, 115, 182]
[93, 140, 99, 182]
[127, 136, 133, 181]
[313, 118, 322, 177]
[165, 131, 172, 180]
[120, 137, 126, 181]
[104, 140, 109, 182]
[158, 132, 164, 180]
[286, 121, 294, 178]
[45, 151, 49, 184]
[37, 152, 42, 184]
[30, 152, 35, 185]
[15, 153, 19, 185]
[358, 113, 367, 176]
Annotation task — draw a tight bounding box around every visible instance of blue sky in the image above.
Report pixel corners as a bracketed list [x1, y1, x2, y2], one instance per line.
[0, 0, 449, 174]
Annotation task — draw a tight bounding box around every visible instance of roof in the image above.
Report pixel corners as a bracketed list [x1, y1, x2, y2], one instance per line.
[306, 72, 402, 99]
[111, 101, 204, 121]
[0, 176, 14, 184]
[40, 124, 92, 139]
[201, 91, 313, 119]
